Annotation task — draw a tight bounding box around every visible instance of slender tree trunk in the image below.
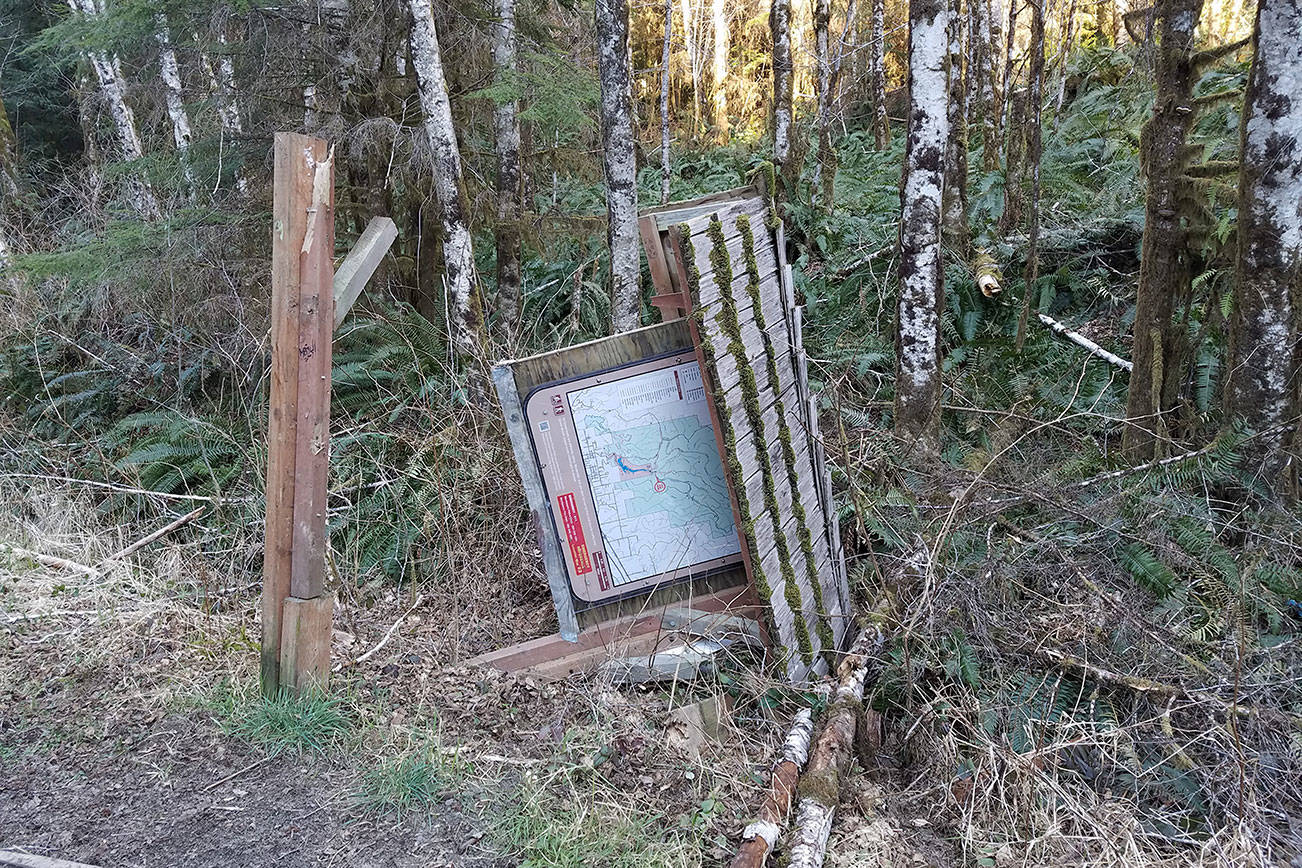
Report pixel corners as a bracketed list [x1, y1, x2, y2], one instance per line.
[710, 0, 730, 142]
[773, 0, 796, 172]
[682, 0, 701, 133]
[976, 0, 1000, 169]
[1054, 0, 1077, 119]
[986, 0, 1004, 163]
[1122, 0, 1203, 459]
[894, 0, 950, 449]
[813, 0, 834, 204]
[942, 0, 968, 247]
[201, 20, 249, 195]
[1222, 0, 1302, 487]
[0, 89, 13, 267]
[998, 0, 1017, 147]
[155, 16, 196, 199]
[596, 0, 641, 331]
[999, 86, 1027, 232]
[661, 0, 673, 205]
[407, 0, 485, 360]
[68, 0, 160, 219]
[1015, 0, 1044, 351]
[492, 0, 523, 341]
[869, 0, 890, 148]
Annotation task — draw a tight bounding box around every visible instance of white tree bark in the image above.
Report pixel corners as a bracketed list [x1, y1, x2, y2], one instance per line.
[681, 0, 701, 129]
[869, 0, 889, 148]
[1223, 0, 1302, 468]
[710, 0, 730, 141]
[772, 0, 795, 170]
[155, 16, 196, 198]
[595, 0, 641, 331]
[812, 0, 833, 202]
[894, 0, 949, 448]
[493, 0, 524, 338]
[68, 0, 160, 219]
[200, 26, 249, 195]
[660, 0, 673, 205]
[407, 0, 484, 359]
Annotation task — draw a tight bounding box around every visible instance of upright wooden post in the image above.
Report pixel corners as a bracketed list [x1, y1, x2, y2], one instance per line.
[262, 132, 335, 697]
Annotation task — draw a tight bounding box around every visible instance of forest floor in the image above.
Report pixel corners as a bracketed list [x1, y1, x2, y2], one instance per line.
[0, 484, 955, 868]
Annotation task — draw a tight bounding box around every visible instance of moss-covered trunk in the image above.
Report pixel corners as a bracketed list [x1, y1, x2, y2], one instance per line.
[1122, 0, 1203, 460]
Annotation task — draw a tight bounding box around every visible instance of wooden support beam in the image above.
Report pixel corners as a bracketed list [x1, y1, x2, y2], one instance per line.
[279, 593, 334, 694]
[262, 132, 335, 698]
[333, 216, 397, 328]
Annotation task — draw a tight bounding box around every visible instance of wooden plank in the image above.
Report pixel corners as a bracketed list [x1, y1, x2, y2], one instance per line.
[279, 593, 333, 694]
[492, 364, 580, 641]
[675, 197, 773, 238]
[333, 216, 397, 327]
[506, 319, 691, 394]
[262, 132, 326, 696]
[468, 585, 755, 679]
[289, 145, 334, 601]
[685, 230, 776, 306]
[693, 248, 780, 317]
[713, 347, 795, 405]
[641, 184, 763, 225]
[665, 223, 762, 642]
[638, 214, 675, 297]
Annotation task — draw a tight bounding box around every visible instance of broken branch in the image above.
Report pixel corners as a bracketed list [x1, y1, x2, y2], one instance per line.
[730, 707, 816, 868]
[1037, 312, 1132, 371]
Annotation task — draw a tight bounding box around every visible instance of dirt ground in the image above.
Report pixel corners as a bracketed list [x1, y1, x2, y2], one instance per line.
[0, 490, 829, 868]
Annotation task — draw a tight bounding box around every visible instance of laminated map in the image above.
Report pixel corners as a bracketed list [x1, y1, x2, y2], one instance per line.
[525, 353, 744, 604]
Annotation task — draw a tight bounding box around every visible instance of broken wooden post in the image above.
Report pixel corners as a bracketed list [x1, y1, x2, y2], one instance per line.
[262, 132, 335, 697]
[333, 216, 398, 327]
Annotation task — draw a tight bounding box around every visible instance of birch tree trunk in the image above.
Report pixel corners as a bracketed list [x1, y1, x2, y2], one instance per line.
[681, 0, 701, 132]
[407, 0, 485, 361]
[869, 0, 890, 148]
[1223, 0, 1302, 485]
[894, 0, 950, 449]
[1015, 0, 1045, 351]
[1122, 0, 1202, 459]
[68, 0, 160, 219]
[942, 0, 968, 247]
[997, 0, 1017, 149]
[710, 0, 730, 142]
[661, 0, 674, 205]
[155, 16, 196, 199]
[986, 0, 1004, 162]
[772, 0, 796, 173]
[813, 0, 834, 204]
[596, 0, 642, 331]
[977, 0, 1000, 169]
[201, 20, 249, 195]
[492, 0, 524, 340]
[1054, 0, 1077, 118]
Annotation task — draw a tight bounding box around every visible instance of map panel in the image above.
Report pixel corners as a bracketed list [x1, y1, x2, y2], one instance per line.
[525, 353, 743, 604]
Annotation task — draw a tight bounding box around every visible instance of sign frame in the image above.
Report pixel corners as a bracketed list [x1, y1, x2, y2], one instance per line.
[523, 348, 746, 608]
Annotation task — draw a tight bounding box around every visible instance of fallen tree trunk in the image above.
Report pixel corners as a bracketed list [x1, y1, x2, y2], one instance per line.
[730, 707, 816, 868]
[787, 624, 886, 868]
[1037, 312, 1132, 371]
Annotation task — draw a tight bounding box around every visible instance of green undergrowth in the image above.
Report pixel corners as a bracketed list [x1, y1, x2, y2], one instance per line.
[205, 682, 357, 757]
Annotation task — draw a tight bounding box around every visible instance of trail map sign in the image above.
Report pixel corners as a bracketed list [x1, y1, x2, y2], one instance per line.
[492, 185, 850, 683]
[525, 353, 743, 604]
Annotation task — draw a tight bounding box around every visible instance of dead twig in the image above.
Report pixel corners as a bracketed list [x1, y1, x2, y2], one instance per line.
[1, 543, 97, 577]
[350, 593, 425, 666]
[102, 506, 208, 564]
[200, 756, 274, 793]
